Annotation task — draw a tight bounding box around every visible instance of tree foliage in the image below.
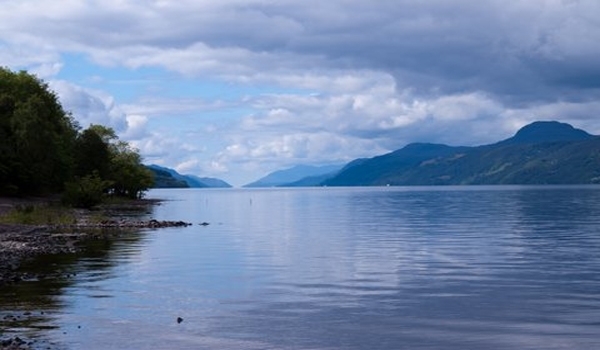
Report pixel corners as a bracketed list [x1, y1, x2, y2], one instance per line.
[62, 172, 111, 209]
[74, 127, 111, 179]
[0, 67, 78, 194]
[0, 67, 153, 202]
[80, 125, 154, 199]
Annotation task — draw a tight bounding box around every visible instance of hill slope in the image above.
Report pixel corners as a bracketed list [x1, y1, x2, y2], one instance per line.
[244, 164, 343, 187]
[324, 121, 600, 186]
[146, 165, 232, 188]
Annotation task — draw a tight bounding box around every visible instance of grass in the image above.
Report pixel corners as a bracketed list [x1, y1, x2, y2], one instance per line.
[0, 196, 151, 226]
[0, 204, 78, 225]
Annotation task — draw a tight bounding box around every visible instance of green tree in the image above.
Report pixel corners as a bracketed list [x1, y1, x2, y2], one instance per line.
[0, 67, 78, 195]
[77, 125, 154, 199]
[74, 126, 111, 179]
[107, 140, 154, 199]
[62, 172, 112, 208]
[0, 67, 152, 201]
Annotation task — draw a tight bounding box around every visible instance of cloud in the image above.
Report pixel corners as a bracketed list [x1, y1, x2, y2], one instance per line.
[50, 81, 158, 145]
[5, 0, 599, 103]
[238, 74, 514, 147]
[214, 130, 385, 172]
[175, 159, 201, 174]
[49, 80, 128, 132]
[1, 0, 599, 185]
[123, 114, 149, 140]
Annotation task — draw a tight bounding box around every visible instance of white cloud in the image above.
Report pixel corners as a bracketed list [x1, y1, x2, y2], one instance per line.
[123, 114, 149, 140]
[121, 97, 231, 118]
[427, 93, 503, 122]
[175, 159, 201, 174]
[1, 0, 599, 185]
[49, 80, 128, 132]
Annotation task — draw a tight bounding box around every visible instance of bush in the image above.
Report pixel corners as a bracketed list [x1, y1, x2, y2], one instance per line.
[62, 173, 112, 209]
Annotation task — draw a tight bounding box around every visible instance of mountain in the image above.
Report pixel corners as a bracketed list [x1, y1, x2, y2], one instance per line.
[148, 166, 190, 188]
[284, 172, 339, 187]
[498, 121, 593, 145]
[324, 121, 600, 186]
[146, 165, 232, 188]
[325, 143, 471, 186]
[244, 164, 344, 187]
[184, 175, 232, 188]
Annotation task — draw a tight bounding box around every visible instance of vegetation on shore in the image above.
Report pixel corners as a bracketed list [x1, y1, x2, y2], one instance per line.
[0, 203, 78, 226]
[0, 67, 153, 207]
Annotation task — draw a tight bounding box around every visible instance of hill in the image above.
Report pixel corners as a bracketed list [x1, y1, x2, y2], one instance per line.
[499, 121, 593, 145]
[324, 121, 600, 186]
[148, 166, 190, 188]
[244, 164, 344, 187]
[146, 165, 232, 188]
[184, 175, 232, 188]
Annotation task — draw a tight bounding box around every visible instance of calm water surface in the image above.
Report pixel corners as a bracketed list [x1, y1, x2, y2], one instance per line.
[2, 186, 600, 349]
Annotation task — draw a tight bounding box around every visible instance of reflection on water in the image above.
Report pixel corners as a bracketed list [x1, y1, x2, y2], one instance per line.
[0, 230, 149, 347]
[2, 186, 600, 349]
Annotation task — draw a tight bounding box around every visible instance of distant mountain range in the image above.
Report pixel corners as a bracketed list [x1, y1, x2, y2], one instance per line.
[244, 164, 344, 187]
[146, 164, 232, 188]
[148, 121, 600, 188]
[323, 121, 600, 186]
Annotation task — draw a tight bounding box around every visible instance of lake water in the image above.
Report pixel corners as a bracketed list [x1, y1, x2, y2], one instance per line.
[2, 186, 600, 349]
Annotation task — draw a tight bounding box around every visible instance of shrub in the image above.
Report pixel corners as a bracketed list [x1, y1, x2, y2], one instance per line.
[62, 173, 112, 209]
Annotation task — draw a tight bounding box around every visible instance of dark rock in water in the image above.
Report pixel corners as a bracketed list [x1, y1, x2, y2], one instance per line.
[199, 222, 210, 226]
[145, 219, 192, 228]
[1, 336, 27, 349]
[177, 317, 184, 324]
[64, 219, 193, 229]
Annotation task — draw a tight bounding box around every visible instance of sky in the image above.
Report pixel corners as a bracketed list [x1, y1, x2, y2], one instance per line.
[1, 0, 599, 186]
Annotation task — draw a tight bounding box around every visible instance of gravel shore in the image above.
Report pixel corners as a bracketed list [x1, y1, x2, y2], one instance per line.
[0, 197, 191, 286]
[0, 196, 193, 349]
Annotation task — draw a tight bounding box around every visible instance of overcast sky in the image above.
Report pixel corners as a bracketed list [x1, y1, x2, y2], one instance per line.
[2, 0, 599, 186]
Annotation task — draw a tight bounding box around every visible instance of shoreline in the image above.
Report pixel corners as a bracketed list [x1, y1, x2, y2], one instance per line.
[0, 197, 191, 286]
[0, 196, 192, 349]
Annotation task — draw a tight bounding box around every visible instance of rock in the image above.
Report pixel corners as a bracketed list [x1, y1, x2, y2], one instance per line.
[0, 336, 27, 349]
[177, 317, 183, 324]
[51, 219, 193, 230]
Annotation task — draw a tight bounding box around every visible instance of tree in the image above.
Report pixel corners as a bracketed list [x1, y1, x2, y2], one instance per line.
[0, 67, 153, 202]
[62, 172, 112, 208]
[109, 145, 155, 199]
[77, 125, 154, 199]
[0, 67, 78, 195]
[74, 126, 111, 179]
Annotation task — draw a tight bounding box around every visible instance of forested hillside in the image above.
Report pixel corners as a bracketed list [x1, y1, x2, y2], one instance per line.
[324, 121, 600, 186]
